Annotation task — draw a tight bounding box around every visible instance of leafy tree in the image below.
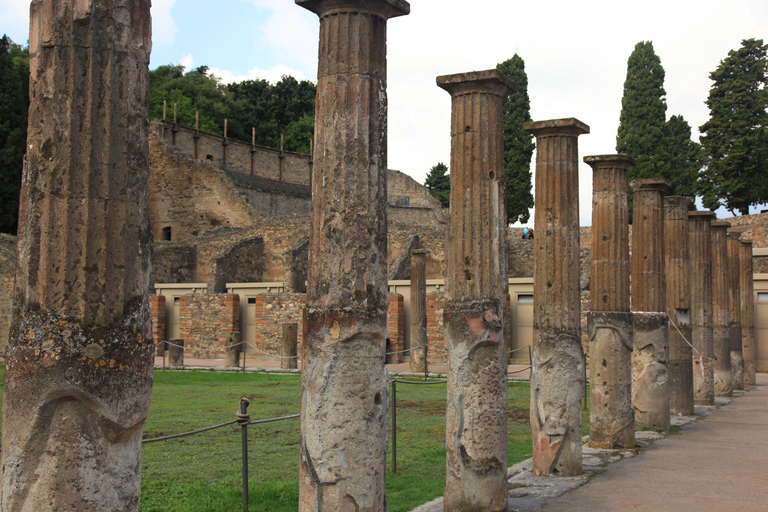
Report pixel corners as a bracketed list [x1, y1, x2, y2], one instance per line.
[698, 38, 768, 215]
[424, 162, 450, 208]
[497, 55, 535, 223]
[228, 75, 316, 151]
[0, 36, 29, 234]
[616, 41, 670, 217]
[664, 115, 700, 202]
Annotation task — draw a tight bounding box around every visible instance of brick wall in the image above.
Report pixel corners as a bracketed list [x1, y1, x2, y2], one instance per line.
[149, 295, 166, 352]
[179, 293, 240, 358]
[426, 291, 447, 362]
[387, 294, 405, 363]
[253, 293, 307, 357]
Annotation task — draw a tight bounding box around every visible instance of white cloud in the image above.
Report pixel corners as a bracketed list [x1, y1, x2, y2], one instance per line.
[208, 64, 307, 85]
[0, 0, 31, 42]
[179, 54, 194, 72]
[251, 0, 319, 75]
[151, 0, 177, 47]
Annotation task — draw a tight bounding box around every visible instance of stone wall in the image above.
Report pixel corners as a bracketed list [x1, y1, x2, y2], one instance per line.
[178, 293, 240, 358]
[388, 169, 442, 209]
[149, 295, 166, 348]
[426, 291, 446, 362]
[0, 234, 15, 355]
[252, 293, 307, 358]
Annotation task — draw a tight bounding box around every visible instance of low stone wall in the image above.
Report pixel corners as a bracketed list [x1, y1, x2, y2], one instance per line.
[179, 293, 240, 359]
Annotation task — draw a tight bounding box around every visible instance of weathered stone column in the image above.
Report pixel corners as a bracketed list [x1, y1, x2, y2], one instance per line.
[664, 196, 694, 415]
[525, 118, 589, 476]
[1, 2, 153, 510]
[282, 323, 298, 370]
[630, 178, 670, 429]
[727, 232, 744, 390]
[584, 155, 635, 449]
[739, 238, 757, 386]
[296, 1, 408, 510]
[438, 69, 513, 511]
[711, 221, 732, 397]
[409, 249, 429, 373]
[688, 211, 716, 405]
[169, 339, 185, 366]
[224, 332, 242, 367]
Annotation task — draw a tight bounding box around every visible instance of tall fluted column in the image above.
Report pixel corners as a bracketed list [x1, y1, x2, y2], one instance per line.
[688, 211, 716, 405]
[727, 232, 744, 390]
[1, 1, 153, 510]
[409, 249, 428, 373]
[438, 70, 513, 511]
[711, 221, 732, 397]
[664, 196, 694, 415]
[524, 118, 589, 476]
[630, 178, 670, 429]
[584, 155, 635, 449]
[296, 1, 409, 510]
[739, 239, 757, 386]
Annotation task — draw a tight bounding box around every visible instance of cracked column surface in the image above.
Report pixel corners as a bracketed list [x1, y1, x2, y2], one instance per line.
[664, 196, 694, 415]
[727, 232, 744, 390]
[688, 211, 716, 405]
[630, 178, 670, 429]
[584, 155, 635, 449]
[296, 1, 409, 510]
[524, 118, 589, 477]
[1, 1, 153, 510]
[711, 221, 732, 397]
[437, 69, 514, 512]
[409, 249, 429, 373]
[739, 239, 757, 387]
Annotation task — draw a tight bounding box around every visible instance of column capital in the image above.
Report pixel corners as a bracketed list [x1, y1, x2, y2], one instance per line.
[524, 118, 590, 137]
[688, 210, 717, 221]
[584, 154, 635, 169]
[630, 177, 670, 192]
[296, 0, 409, 19]
[665, 195, 693, 208]
[739, 237, 753, 247]
[727, 231, 742, 240]
[437, 69, 516, 97]
[712, 220, 731, 230]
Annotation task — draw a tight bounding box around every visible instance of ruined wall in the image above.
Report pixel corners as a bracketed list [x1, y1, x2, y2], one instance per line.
[252, 293, 307, 357]
[388, 169, 442, 209]
[179, 293, 240, 358]
[150, 295, 166, 347]
[726, 211, 768, 247]
[0, 234, 15, 355]
[426, 291, 446, 362]
[387, 294, 405, 363]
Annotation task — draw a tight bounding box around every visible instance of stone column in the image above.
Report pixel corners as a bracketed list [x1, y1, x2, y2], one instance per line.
[630, 178, 670, 429]
[296, 1, 408, 510]
[409, 249, 429, 373]
[727, 232, 744, 390]
[1, 2, 153, 510]
[664, 196, 694, 415]
[524, 118, 589, 476]
[224, 332, 242, 367]
[281, 323, 298, 370]
[169, 339, 185, 366]
[739, 239, 757, 386]
[711, 221, 732, 397]
[584, 155, 635, 449]
[438, 69, 513, 511]
[688, 211, 716, 405]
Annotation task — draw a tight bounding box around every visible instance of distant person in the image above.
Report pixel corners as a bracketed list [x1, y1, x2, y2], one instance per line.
[528, 228, 534, 240]
[522, 227, 530, 240]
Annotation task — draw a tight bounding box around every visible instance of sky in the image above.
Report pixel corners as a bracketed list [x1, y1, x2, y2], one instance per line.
[2, 0, 767, 225]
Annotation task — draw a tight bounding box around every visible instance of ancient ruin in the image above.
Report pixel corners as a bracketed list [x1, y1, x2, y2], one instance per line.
[584, 155, 635, 449]
[664, 196, 695, 415]
[437, 69, 513, 511]
[296, 0, 409, 510]
[740, 238, 757, 386]
[525, 118, 589, 476]
[281, 323, 298, 370]
[727, 231, 744, 390]
[711, 221, 733, 397]
[409, 249, 429, 373]
[688, 211, 716, 405]
[1, 1, 154, 510]
[630, 178, 670, 429]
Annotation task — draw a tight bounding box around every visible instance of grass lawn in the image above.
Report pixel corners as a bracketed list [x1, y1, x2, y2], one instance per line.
[0, 367, 590, 511]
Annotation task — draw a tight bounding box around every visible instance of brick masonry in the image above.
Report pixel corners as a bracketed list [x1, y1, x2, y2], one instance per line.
[387, 294, 405, 363]
[178, 294, 240, 358]
[149, 295, 166, 354]
[253, 293, 306, 357]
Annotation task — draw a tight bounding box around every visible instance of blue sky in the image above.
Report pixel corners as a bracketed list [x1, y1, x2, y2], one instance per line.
[2, 0, 767, 223]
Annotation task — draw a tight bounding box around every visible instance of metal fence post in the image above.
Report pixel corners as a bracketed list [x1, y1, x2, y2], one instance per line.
[391, 380, 397, 474]
[238, 397, 251, 511]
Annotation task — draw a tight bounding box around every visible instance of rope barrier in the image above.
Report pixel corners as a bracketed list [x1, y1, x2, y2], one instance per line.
[142, 420, 238, 444]
[165, 340, 245, 352]
[390, 378, 447, 385]
[386, 346, 414, 356]
[508, 365, 532, 375]
[244, 341, 300, 360]
[668, 317, 714, 362]
[249, 414, 300, 425]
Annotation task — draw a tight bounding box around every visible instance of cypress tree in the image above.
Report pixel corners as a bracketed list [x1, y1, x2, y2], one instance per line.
[497, 55, 535, 223]
[698, 38, 768, 215]
[424, 162, 450, 208]
[664, 114, 700, 202]
[616, 41, 670, 217]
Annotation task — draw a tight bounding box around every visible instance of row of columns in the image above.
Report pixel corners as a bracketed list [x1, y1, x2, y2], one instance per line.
[4, 0, 760, 510]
